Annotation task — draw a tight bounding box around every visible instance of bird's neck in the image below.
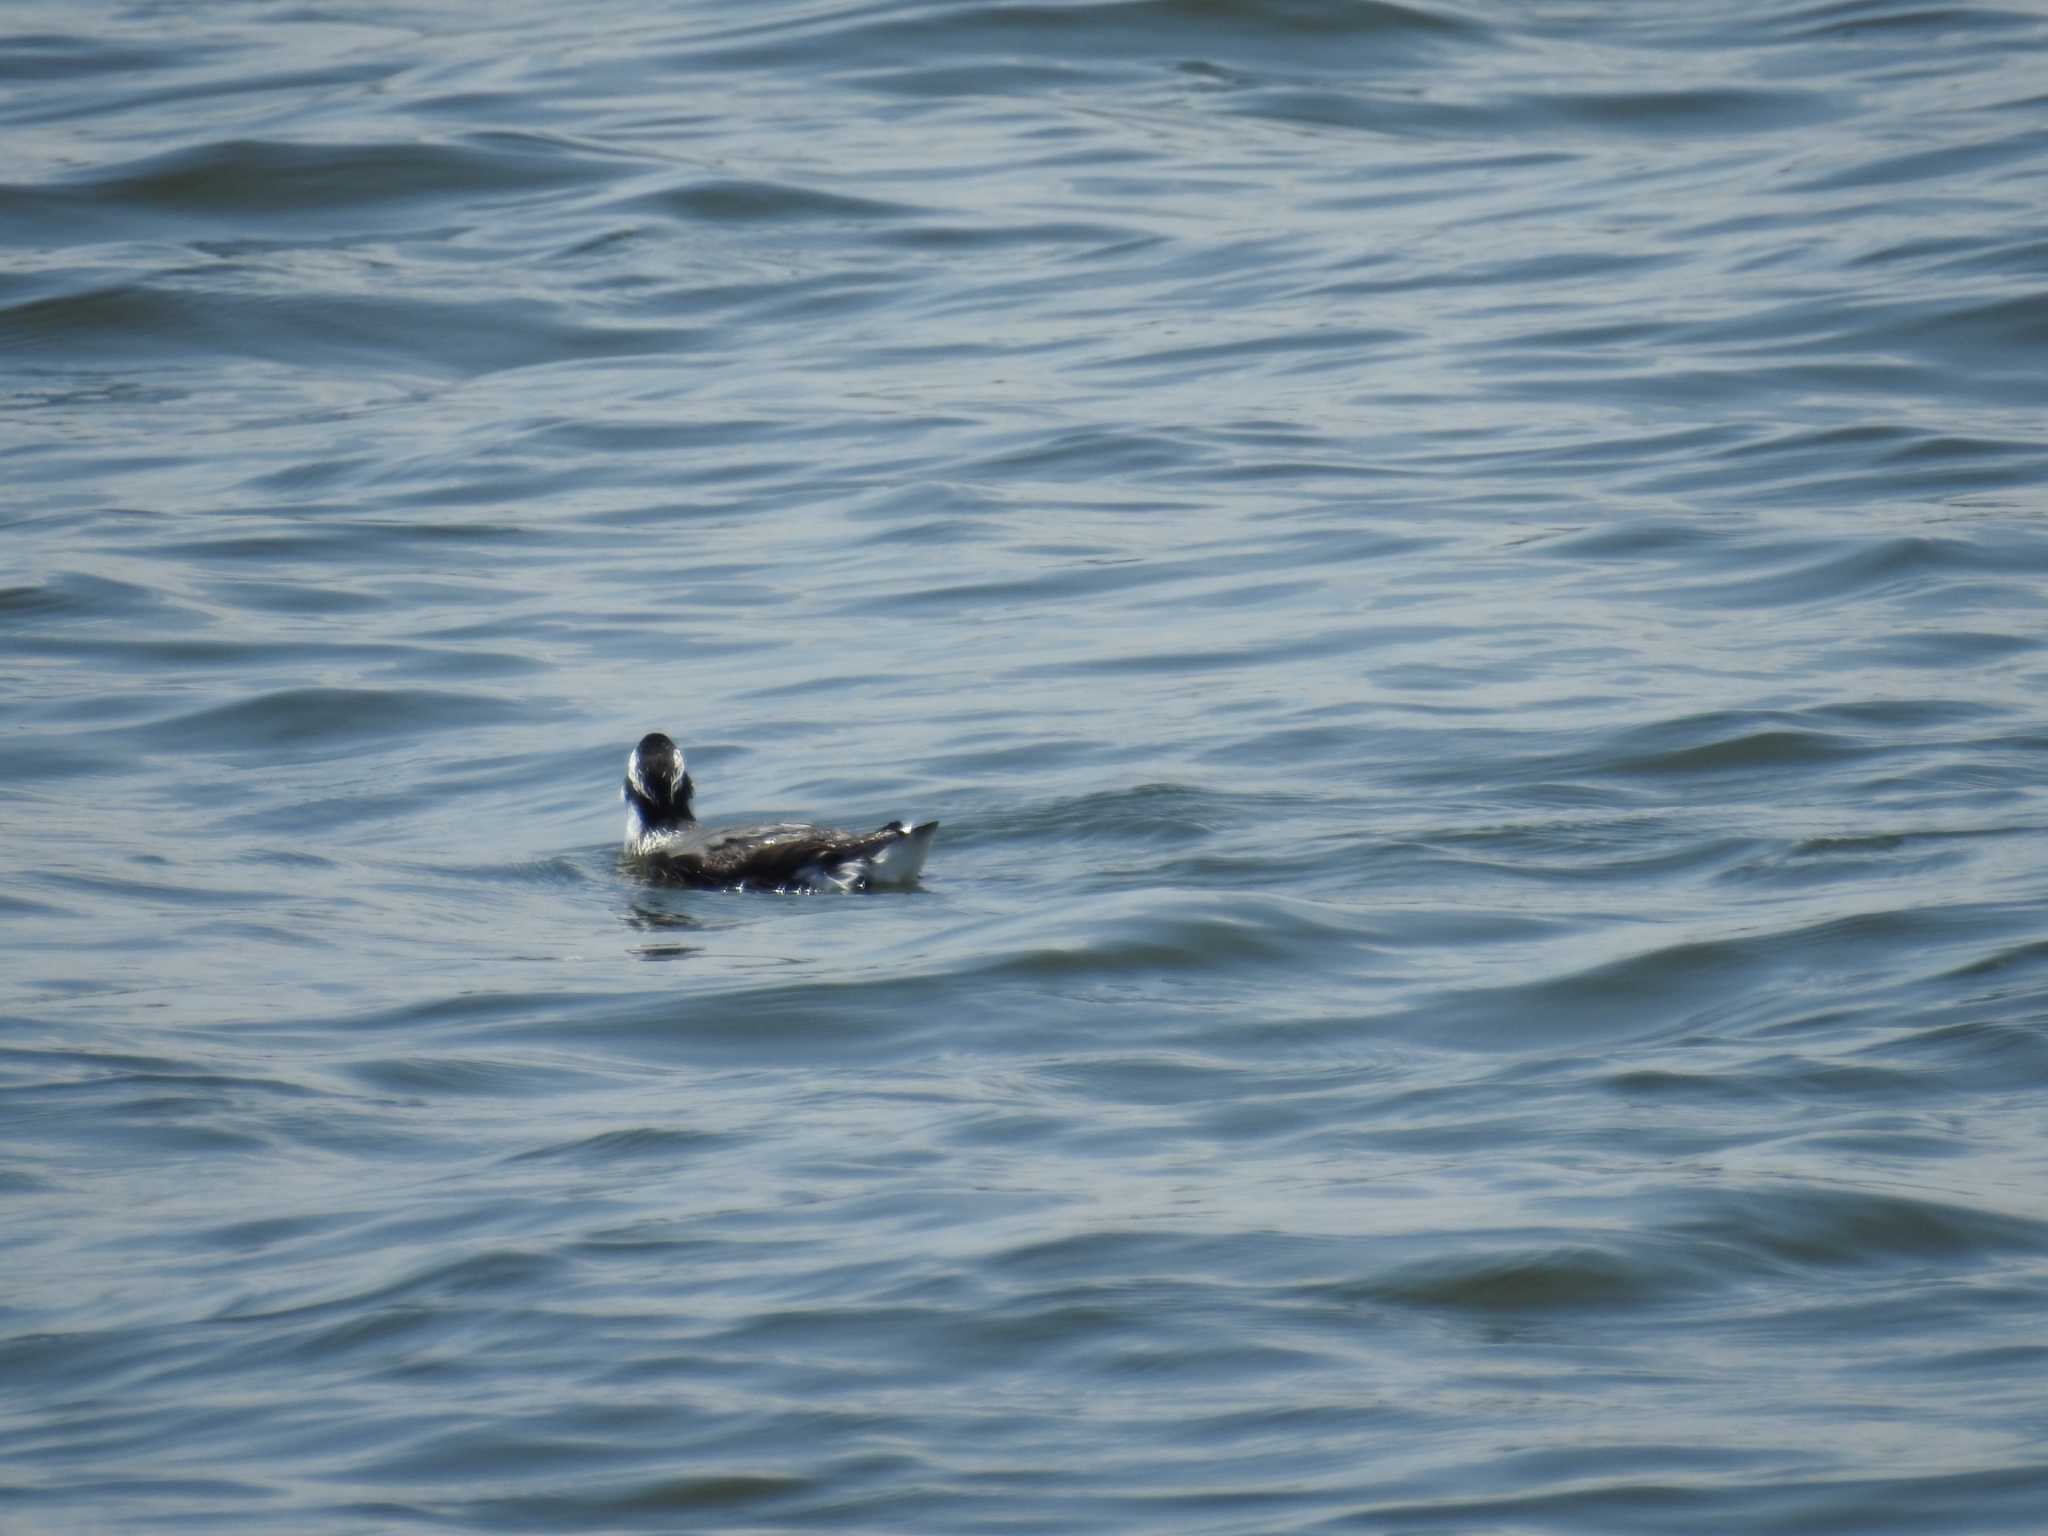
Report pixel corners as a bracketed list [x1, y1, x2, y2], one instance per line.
[624, 777, 694, 835]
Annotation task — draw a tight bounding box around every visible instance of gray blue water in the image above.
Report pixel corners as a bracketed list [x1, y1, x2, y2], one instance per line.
[7, 1, 2048, 1530]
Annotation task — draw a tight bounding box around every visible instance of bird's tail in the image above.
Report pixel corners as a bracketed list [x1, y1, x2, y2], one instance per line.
[864, 820, 938, 887]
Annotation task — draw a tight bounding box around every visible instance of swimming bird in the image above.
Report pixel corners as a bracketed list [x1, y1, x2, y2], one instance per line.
[621, 731, 936, 891]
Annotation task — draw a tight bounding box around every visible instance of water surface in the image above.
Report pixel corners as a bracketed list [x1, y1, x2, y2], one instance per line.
[6, 1, 2048, 1531]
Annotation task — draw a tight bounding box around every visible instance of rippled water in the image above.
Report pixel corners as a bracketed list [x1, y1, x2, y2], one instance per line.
[7, 1, 2048, 1530]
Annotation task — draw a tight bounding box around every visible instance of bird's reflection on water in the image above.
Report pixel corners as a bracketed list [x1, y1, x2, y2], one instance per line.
[621, 896, 703, 961]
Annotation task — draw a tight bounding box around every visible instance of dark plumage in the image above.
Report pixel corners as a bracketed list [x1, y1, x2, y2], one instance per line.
[621, 731, 936, 892]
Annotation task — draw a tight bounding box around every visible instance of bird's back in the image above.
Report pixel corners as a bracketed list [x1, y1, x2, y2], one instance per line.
[636, 819, 936, 891]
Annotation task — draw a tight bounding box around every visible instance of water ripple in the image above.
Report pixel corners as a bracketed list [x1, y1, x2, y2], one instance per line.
[7, 1, 2048, 1531]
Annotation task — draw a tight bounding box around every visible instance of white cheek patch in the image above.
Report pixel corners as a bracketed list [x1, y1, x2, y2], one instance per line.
[627, 743, 678, 804]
